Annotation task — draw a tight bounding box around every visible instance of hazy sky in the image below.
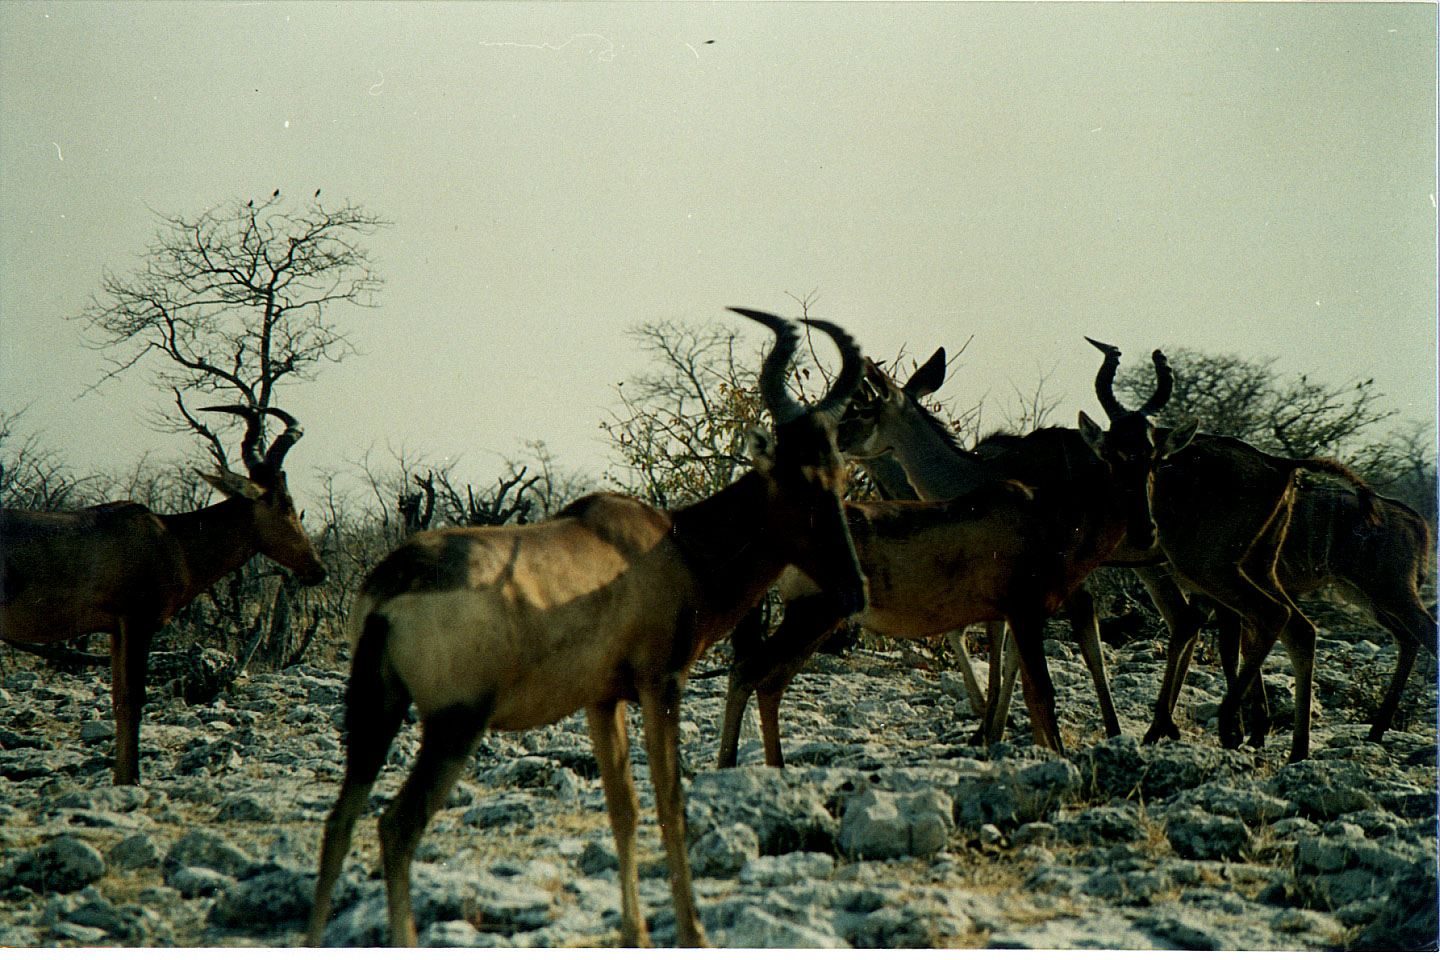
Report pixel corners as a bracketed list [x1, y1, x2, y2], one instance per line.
[2, 2, 1435, 508]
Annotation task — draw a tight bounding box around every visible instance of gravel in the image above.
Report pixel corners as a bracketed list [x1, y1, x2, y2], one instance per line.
[0, 621, 1434, 949]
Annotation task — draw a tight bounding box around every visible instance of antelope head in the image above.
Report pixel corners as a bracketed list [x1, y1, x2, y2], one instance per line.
[835, 348, 947, 458]
[730, 307, 868, 616]
[199, 405, 327, 585]
[1081, 338, 1198, 549]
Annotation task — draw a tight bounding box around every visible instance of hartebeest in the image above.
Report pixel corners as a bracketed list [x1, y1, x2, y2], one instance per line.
[0, 406, 326, 785]
[717, 346, 1191, 767]
[842, 338, 1383, 762]
[305, 309, 868, 949]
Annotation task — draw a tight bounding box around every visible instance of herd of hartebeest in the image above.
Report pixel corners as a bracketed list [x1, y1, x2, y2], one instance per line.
[1, 308, 1433, 946]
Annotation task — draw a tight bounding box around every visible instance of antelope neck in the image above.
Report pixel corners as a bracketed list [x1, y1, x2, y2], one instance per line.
[159, 498, 265, 605]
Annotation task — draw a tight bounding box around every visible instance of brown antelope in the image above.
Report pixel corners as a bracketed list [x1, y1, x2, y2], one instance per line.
[834, 346, 1177, 745]
[840, 438, 994, 713]
[1193, 485, 1434, 747]
[717, 348, 1193, 768]
[0, 406, 325, 785]
[842, 338, 1383, 762]
[306, 309, 868, 949]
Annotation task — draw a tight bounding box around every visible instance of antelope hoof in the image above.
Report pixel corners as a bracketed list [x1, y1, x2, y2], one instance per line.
[1217, 715, 1243, 750]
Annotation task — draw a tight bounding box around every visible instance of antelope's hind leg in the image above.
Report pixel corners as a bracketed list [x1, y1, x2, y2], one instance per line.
[1365, 591, 1436, 743]
[721, 594, 844, 769]
[1137, 568, 1206, 745]
[307, 622, 411, 946]
[1065, 588, 1122, 738]
[975, 621, 1019, 746]
[943, 628, 988, 716]
[377, 701, 490, 947]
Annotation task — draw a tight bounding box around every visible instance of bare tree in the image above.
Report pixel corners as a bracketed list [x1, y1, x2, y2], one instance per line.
[600, 318, 766, 507]
[1114, 347, 1396, 461]
[0, 409, 104, 510]
[433, 466, 540, 527]
[993, 361, 1065, 437]
[1114, 345, 1437, 516]
[603, 308, 992, 510]
[77, 193, 387, 454]
[513, 439, 593, 517]
[63, 194, 387, 676]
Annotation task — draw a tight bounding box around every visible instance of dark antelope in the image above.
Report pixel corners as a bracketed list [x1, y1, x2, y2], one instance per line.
[1172, 479, 1432, 749]
[0, 406, 325, 785]
[306, 309, 868, 949]
[718, 346, 1189, 767]
[844, 338, 1383, 762]
[835, 345, 1182, 744]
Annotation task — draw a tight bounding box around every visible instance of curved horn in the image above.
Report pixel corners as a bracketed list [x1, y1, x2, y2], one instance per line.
[200, 404, 265, 473]
[728, 307, 806, 425]
[258, 407, 305, 472]
[1084, 336, 1129, 421]
[799, 317, 865, 419]
[1136, 349, 1174, 417]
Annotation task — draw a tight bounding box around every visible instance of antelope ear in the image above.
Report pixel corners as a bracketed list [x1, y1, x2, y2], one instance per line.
[746, 427, 778, 474]
[903, 347, 947, 399]
[1077, 411, 1106, 457]
[198, 468, 266, 501]
[1157, 419, 1199, 458]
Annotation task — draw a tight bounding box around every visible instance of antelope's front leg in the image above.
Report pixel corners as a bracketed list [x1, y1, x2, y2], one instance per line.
[1065, 589, 1122, 738]
[944, 629, 988, 716]
[639, 676, 709, 948]
[1008, 615, 1063, 753]
[110, 619, 154, 786]
[586, 700, 650, 947]
[718, 666, 754, 769]
[1136, 568, 1203, 744]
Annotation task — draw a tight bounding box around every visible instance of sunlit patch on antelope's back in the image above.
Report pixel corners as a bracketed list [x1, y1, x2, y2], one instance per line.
[378, 565, 673, 722]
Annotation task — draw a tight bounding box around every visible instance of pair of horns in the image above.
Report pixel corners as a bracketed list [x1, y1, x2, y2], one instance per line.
[728, 308, 865, 426]
[200, 405, 305, 477]
[1085, 337, 1173, 420]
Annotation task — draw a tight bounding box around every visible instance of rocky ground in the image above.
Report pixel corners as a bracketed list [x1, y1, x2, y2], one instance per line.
[0, 605, 1435, 950]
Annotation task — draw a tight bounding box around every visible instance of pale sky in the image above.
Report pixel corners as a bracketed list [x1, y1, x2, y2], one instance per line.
[2, 2, 1435, 508]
